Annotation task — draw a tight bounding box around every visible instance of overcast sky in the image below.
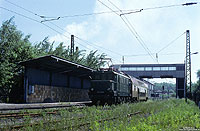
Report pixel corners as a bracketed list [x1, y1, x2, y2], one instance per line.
[0, 0, 200, 82]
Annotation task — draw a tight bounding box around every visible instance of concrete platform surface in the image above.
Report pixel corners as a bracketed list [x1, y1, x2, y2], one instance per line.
[0, 101, 91, 111]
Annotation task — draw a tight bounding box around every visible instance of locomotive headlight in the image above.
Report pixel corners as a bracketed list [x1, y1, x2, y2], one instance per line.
[90, 88, 94, 91]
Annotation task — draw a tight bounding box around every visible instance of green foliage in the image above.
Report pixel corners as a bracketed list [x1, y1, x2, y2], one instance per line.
[34, 37, 54, 56]
[197, 70, 200, 79]
[34, 37, 106, 69]
[0, 18, 106, 102]
[53, 42, 70, 58]
[153, 82, 176, 97]
[153, 82, 176, 92]
[0, 17, 35, 102]
[84, 50, 106, 69]
[192, 69, 200, 105]
[131, 99, 200, 131]
[1, 99, 199, 130]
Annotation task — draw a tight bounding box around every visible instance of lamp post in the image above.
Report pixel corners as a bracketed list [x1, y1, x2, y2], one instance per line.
[185, 51, 198, 102]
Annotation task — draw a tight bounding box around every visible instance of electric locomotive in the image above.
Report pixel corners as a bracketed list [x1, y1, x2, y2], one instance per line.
[88, 68, 131, 104]
[88, 68, 148, 104]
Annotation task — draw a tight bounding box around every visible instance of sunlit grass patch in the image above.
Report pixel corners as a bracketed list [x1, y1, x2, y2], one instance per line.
[1, 99, 199, 131]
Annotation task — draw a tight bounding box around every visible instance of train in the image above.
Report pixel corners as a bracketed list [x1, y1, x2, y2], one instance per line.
[88, 68, 148, 104]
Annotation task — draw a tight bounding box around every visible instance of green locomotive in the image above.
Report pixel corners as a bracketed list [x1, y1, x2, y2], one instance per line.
[88, 69, 148, 104]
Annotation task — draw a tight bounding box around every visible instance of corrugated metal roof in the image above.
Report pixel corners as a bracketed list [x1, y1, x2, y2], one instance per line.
[20, 55, 95, 76]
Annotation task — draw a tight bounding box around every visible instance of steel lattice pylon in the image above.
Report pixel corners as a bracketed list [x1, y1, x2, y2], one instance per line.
[185, 30, 191, 97]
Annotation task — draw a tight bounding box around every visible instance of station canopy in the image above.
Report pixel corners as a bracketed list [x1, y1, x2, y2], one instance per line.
[20, 55, 95, 77]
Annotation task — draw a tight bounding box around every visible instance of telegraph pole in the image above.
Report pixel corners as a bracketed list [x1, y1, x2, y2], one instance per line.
[70, 35, 74, 58]
[122, 56, 124, 64]
[185, 30, 191, 100]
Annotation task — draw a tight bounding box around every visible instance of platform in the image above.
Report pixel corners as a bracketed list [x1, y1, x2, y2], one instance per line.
[0, 101, 91, 111]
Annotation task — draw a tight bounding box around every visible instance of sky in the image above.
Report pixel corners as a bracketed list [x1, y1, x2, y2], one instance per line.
[0, 0, 200, 83]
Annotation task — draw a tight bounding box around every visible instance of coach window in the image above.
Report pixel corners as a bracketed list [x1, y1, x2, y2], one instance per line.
[169, 67, 176, 71]
[161, 67, 168, 71]
[121, 67, 129, 71]
[145, 67, 152, 71]
[137, 67, 144, 71]
[129, 67, 136, 71]
[153, 67, 160, 71]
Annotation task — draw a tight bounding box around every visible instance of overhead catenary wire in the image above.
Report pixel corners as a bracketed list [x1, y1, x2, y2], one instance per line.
[3, 0, 133, 20]
[0, 6, 122, 63]
[49, 22, 123, 57]
[49, 22, 123, 63]
[124, 52, 184, 57]
[4, 0, 197, 22]
[4, 0, 56, 19]
[40, 10, 144, 22]
[98, 0, 157, 63]
[156, 32, 186, 53]
[155, 32, 186, 63]
[60, 11, 120, 18]
[106, 0, 194, 63]
[120, 13, 158, 63]
[0, 4, 123, 63]
[3, 0, 124, 62]
[0, 6, 94, 51]
[48, 1, 199, 21]
[107, 0, 156, 60]
[3, 0, 197, 63]
[120, 2, 198, 16]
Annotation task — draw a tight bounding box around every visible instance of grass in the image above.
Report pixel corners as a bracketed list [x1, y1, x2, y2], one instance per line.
[1, 99, 199, 130]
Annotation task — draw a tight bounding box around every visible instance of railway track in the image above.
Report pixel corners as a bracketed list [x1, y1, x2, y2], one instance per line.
[0, 105, 87, 130]
[0, 111, 58, 118]
[1, 111, 143, 130]
[0, 105, 87, 119]
[63, 111, 143, 130]
[0, 102, 116, 121]
[1, 101, 178, 130]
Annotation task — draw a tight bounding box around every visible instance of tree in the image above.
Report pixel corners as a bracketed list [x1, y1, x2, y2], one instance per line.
[197, 70, 200, 82]
[192, 70, 200, 93]
[34, 38, 106, 69]
[0, 18, 106, 102]
[70, 46, 85, 64]
[153, 82, 176, 92]
[84, 50, 106, 69]
[34, 37, 54, 56]
[0, 18, 35, 102]
[191, 69, 200, 105]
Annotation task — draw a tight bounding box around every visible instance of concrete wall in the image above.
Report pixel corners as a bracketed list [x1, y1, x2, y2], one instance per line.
[27, 85, 89, 103]
[24, 67, 91, 103]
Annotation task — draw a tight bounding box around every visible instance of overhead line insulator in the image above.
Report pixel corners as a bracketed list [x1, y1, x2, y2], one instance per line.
[182, 2, 197, 6]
